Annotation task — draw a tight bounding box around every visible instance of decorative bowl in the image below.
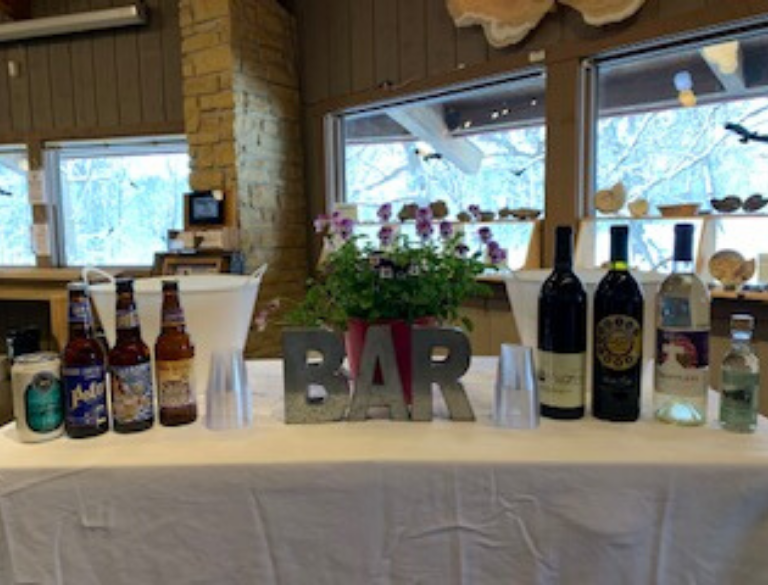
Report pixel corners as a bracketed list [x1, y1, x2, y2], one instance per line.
[510, 208, 542, 220]
[657, 203, 701, 217]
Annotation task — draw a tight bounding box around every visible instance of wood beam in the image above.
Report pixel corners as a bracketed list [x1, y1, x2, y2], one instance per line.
[701, 41, 745, 95]
[387, 105, 484, 174]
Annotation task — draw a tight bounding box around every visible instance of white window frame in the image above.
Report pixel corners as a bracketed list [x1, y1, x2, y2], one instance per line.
[45, 136, 189, 268]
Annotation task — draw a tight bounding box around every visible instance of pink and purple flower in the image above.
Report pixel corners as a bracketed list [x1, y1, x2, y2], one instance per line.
[439, 220, 453, 239]
[377, 203, 392, 222]
[415, 218, 433, 241]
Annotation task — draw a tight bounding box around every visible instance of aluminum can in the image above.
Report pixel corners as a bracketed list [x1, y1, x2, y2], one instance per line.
[11, 352, 64, 443]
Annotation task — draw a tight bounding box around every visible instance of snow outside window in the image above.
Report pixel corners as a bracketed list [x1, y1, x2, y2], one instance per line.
[50, 139, 190, 267]
[593, 29, 768, 271]
[0, 147, 34, 266]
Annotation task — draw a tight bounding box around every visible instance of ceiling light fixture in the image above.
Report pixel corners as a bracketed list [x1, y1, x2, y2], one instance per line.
[0, 3, 147, 44]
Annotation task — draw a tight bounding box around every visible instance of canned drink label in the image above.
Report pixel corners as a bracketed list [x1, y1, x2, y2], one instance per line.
[25, 371, 63, 433]
[157, 359, 196, 408]
[111, 362, 154, 424]
[63, 365, 107, 427]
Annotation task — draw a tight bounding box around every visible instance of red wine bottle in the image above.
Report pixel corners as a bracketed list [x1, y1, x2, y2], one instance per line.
[537, 226, 586, 420]
[592, 225, 643, 421]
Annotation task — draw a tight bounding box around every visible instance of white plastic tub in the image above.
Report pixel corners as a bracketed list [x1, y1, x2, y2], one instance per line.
[86, 265, 267, 391]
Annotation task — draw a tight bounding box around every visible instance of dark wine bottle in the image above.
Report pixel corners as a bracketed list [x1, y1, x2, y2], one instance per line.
[537, 225, 587, 420]
[592, 225, 643, 421]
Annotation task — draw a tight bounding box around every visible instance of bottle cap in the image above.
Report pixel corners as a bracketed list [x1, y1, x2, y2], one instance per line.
[162, 279, 179, 290]
[115, 278, 134, 293]
[554, 226, 573, 267]
[730, 313, 755, 333]
[67, 281, 88, 293]
[610, 225, 629, 263]
[673, 223, 694, 262]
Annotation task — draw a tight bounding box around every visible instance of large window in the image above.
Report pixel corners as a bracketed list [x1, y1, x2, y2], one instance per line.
[337, 73, 546, 222]
[591, 28, 768, 271]
[0, 146, 34, 266]
[49, 138, 190, 267]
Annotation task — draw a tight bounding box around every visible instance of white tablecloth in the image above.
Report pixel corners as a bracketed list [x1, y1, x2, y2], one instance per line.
[1, 358, 767, 584]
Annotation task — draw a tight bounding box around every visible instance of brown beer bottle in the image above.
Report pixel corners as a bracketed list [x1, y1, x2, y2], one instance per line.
[62, 282, 109, 438]
[109, 278, 155, 433]
[155, 280, 197, 426]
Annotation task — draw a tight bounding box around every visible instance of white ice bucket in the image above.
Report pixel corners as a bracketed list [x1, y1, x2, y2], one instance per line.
[86, 265, 268, 392]
[504, 269, 665, 389]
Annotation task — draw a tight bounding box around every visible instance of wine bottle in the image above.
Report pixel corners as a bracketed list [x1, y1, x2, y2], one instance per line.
[537, 225, 587, 420]
[654, 223, 709, 426]
[719, 314, 759, 433]
[593, 225, 643, 421]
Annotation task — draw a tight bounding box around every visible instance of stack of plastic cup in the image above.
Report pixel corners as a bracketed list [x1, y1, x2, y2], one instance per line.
[205, 348, 253, 430]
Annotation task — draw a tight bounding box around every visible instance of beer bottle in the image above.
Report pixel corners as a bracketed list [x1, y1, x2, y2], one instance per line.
[62, 282, 109, 438]
[109, 278, 155, 433]
[155, 280, 197, 426]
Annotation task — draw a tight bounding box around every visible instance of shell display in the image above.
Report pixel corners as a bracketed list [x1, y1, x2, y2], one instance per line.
[628, 198, 649, 218]
[709, 249, 755, 289]
[594, 181, 627, 214]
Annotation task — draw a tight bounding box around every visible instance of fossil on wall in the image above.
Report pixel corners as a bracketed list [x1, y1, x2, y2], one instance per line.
[447, 0, 647, 47]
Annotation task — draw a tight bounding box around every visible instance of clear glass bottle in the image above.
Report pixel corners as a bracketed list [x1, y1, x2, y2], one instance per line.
[719, 314, 759, 433]
[654, 223, 710, 426]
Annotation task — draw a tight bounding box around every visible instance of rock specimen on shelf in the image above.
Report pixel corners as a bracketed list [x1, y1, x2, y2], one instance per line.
[711, 195, 742, 213]
[743, 193, 768, 213]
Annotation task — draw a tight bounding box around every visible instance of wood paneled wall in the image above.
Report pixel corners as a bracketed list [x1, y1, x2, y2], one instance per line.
[297, 0, 768, 108]
[0, 0, 183, 144]
[295, 0, 768, 264]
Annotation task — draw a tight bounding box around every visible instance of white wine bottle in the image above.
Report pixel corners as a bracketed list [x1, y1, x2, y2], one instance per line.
[654, 223, 709, 425]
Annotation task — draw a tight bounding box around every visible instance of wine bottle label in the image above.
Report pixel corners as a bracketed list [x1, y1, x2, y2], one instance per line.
[655, 329, 709, 397]
[595, 315, 642, 371]
[116, 308, 139, 329]
[63, 365, 107, 427]
[157, 359, 196, 408]
[111, 363, 154, 424]
[537, 350, 586, 408]
[24, 371, 63, 433]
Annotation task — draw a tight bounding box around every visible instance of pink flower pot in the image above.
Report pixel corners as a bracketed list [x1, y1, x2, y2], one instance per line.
[345, 317, 433, 404]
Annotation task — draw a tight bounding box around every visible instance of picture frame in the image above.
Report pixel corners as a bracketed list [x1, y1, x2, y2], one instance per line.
[159, 255, 226, 276]
[185, 190, 226, 228]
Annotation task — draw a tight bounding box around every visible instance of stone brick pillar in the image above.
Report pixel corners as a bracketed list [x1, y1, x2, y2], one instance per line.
[180, 0, 306, 357]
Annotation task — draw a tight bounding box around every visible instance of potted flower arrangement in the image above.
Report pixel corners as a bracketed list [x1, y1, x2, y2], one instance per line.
[287, 203, 508, 402]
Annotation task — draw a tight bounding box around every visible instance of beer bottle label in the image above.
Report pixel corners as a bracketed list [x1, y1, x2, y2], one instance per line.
[25, 371, 63, 433]
[116, 308, 139, 330]
[157, 359, 196, 408]
[162, 308, 185, 327]
[68, 300, 90, 324]
[111, 363, 154, 424]
[63, 365, 107, 427]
